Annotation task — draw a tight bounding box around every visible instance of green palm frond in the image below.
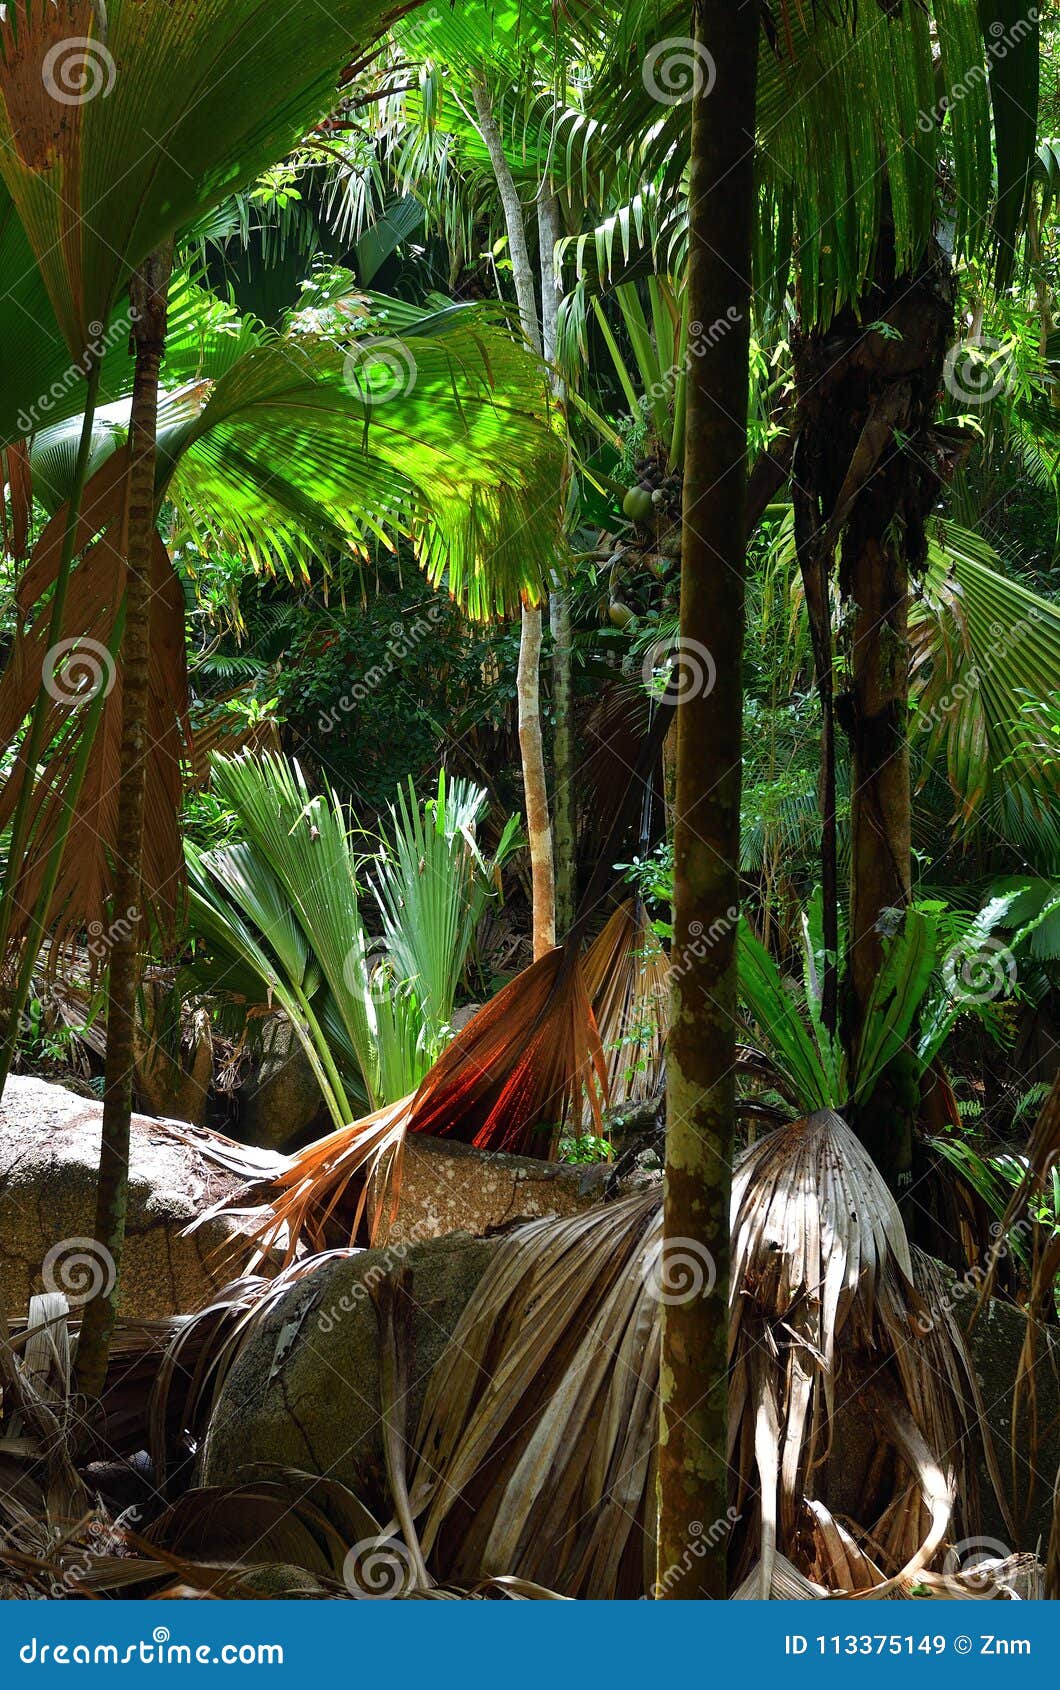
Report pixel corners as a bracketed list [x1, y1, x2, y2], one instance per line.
[911, 519, 1060, 864]
[587, 0, 1036, 323]
[29, 292, 567, 616]
[187, 755, 517, 1116]
[0, 0, 404, 359]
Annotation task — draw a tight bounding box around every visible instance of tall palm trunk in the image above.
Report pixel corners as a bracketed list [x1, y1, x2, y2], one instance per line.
[539, 187, 576, 939]
[473, 81, 556, 957]
[76, 243, 173, 1401]
[657, 0, 757, 1600]
[791, 464, 839, 1033]
[793, 224, 954, 1191]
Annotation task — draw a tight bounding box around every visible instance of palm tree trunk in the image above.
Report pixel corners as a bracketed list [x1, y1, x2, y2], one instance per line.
[791, 474, 839, 1033]
[793, 224, 954, 1192]
[517, 602, 556, 957]
[76, 242, 174, 1402]
[472, 82, 540, 351]
[472, 79, 556, 957]
[657, 0, 757, 1600]
[538, 187, 576, 938]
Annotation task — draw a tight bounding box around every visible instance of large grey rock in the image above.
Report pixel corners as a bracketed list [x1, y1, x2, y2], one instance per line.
[375, 1131, 658, 1243]
[0, 1075, 275, 1321]
[199, 1230, 499, 1512]
[235, 1016, 327, 1152]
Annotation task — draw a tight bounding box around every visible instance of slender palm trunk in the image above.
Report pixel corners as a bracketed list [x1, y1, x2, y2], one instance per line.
[657, 0, 757, 1600]
[538, 188, 576, 938]
[473, 81, 556, 957]
[76, 243, 173, 1402]
[791, 472, 839, 1032]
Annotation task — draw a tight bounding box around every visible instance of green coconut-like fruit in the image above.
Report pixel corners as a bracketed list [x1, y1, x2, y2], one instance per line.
[608, 599, 635, 629]
[622, 486, 653, 524]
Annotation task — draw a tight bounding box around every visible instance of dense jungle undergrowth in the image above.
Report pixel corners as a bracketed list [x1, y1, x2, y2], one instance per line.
[1, 0, 1060, 1605]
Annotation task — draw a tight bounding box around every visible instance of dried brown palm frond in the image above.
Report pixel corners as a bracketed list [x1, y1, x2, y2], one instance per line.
[909, 1552, 1043, 1600]
[730, 1111, 1009, 1597]
[404, 942, 608, 1154]
[185, 688, 281, 791]
[404, 1192, 661, 1599]
[241, 944, 609, 1259]
[1, 440, 32, 563]
[581, 899, 668, 1118]
[733, 1554, 828, 1598]
[0, 455, 189, 966]
[382, 1111, 1006, 1598]
[238, 1097, 413, 1267]
[0, 1293, 88, 1539]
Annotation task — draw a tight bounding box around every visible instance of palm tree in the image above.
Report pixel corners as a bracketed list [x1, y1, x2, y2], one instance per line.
[0, 1, 564, 1397]
[578, 0, 1040, 1182]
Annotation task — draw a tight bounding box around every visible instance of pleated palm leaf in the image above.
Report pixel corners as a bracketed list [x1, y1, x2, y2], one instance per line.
[187, 753, 516, 1119]
[370, 771, 521, 1039]
[247, 938, 611, 1260]
[736, 892, 1058, 1120]
[581, 899, 669, 1116]
[0, 1, 407, 366]
[910, 518, 1060, 865]
[587, 0, 1036, 317]
[0, 297, 563, 968]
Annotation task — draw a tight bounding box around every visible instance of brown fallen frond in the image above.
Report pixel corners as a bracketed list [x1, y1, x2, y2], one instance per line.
[387, 1112, 1006, 1597]
[0, 1293, 88, 1534]
[730, 1111, 1008, 1597]
[238, 1097, 413, 1267]
[581, 899, 668, 1118]
[241, 944, 609, 1259]
[404, 942, 608, 1154]
[406, 1192, 661, 1599]
[732, 1552, 828, 1599]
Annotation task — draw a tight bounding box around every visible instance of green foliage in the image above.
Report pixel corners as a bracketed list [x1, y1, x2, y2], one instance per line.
[186, 753, 517, 1115]
[735, 892, 1051, 1117]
